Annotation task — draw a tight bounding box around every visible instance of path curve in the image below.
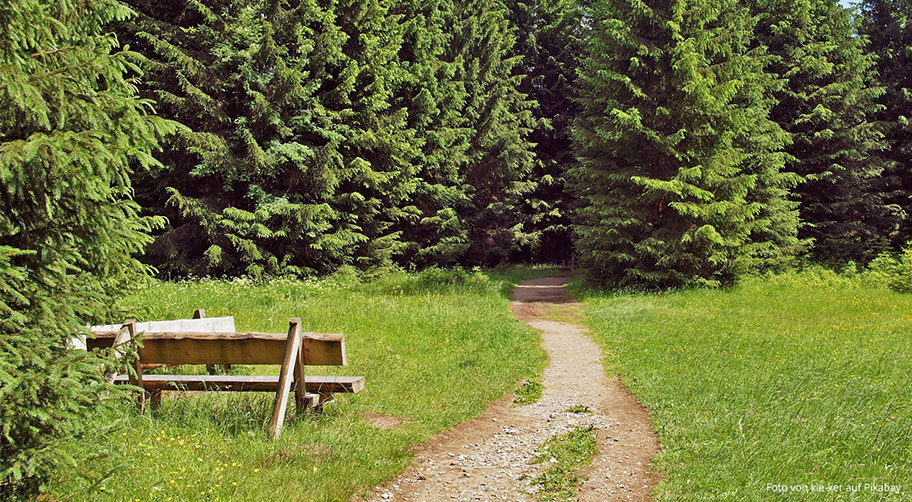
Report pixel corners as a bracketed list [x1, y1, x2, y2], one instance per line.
[366, 276, 660, 501]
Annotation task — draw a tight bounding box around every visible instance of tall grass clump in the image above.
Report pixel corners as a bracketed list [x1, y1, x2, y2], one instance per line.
[531, 426, 598, 501]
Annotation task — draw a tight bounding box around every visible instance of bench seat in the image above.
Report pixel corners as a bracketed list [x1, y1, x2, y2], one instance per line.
[112, 374, 365, 393]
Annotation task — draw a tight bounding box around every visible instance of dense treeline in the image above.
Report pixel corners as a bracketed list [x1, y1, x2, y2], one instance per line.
[123, 0, 537, 277]
[115, 0, 911, 285]
[2, 0, 912, 496]
[571, 0, 911, 287]
[571, 0, 797, 288]
[860, 0, 912, 248]
[751, 0, 895, 264]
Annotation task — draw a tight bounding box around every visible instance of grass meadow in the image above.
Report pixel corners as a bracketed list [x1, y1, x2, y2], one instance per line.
[574, 271, 912, 500]
[50, 267, 912, 501]
[53, 267, 553, 502]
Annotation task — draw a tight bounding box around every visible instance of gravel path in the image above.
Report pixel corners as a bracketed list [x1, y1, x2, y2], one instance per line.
[366, 276, 660, 501]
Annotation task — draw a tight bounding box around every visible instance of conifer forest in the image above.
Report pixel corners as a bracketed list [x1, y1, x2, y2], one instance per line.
[2, 0, 911, 499]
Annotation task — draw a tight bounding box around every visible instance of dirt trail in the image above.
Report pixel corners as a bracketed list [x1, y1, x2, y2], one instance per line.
[366, 276, 660, 501]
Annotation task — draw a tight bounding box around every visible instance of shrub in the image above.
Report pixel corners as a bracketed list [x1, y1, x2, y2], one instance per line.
[859, 246, 912, 293]
[888, 247, 912, 293]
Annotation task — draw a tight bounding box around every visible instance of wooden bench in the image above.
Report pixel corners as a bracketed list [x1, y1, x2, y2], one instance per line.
[87, 314, 364, 438]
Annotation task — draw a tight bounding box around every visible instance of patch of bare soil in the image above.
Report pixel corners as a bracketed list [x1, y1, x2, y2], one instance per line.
[364, 276, 660, 501]
[362, 412, 411, 430]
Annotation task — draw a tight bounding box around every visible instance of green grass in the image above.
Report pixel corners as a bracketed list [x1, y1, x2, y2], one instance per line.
[531, 426, 598, 501]
[514, 379, 544, 405]
[574, 272, 912, 500]
[54, 268, 553, 502]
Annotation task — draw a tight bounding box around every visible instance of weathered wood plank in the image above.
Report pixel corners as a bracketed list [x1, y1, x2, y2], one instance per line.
[111, 375, 365, 393]
[305, 332, 346, 366]
[90, 331, 344, 365]
[88, 331, 345, 366]
[85, 316, 236, 351]
[293, 333, 306, 411]
[269, 319, 302, 439]
[122, 320, 145, 412]
[304, 375, 365, 394]
[90, 316, 236, 336]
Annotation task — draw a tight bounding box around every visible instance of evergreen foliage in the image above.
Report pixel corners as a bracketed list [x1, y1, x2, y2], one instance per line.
[440, 0, 536, 265]
[571, 0, 795, 288]
[752, 0, 899, 264]
[510, 0, 582, 263]
[390, 0, 473, 267]
[126, 0, 536, 273]
[125, 0, 417, 277]
[858, 0, 912, 247]
[0, 0, 175, 497]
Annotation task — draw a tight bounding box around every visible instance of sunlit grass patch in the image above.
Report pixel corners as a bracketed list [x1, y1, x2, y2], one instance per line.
[576, 272, 912, 500]
[54, 268, 550, 502]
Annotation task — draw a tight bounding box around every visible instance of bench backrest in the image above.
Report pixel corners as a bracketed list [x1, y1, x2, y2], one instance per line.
[74, 310, 235, 351]
[122, 331, 345, 366]
[91, 316, 236, 335]
[88, 318, 346, 367]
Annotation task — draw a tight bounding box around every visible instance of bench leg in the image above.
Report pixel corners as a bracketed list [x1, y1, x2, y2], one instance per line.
[293, 343, 306, 412]
[121, 320, 146, 413]
[303, 393, 321, 409]
[293, 383, 308, 413]
[206, 364, 233, 375]
[149, 389, 162, 410]
[136, 390, 147, 414]
[268, 319, 303, 439]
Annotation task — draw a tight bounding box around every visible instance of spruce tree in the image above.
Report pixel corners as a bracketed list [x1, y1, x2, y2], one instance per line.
[510, 0, 582, 263]
[316, 0, 418, 272]
[858, 0, 912, 247]
[571, 0, 793, 288]
[0, 0, 175, 496]
[389, 0, 474, 267]
[123, 0, 333, 276]
[751, 0, 898, 264]
[393, 0, 540, 267]
[452, 0, 536, 265]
